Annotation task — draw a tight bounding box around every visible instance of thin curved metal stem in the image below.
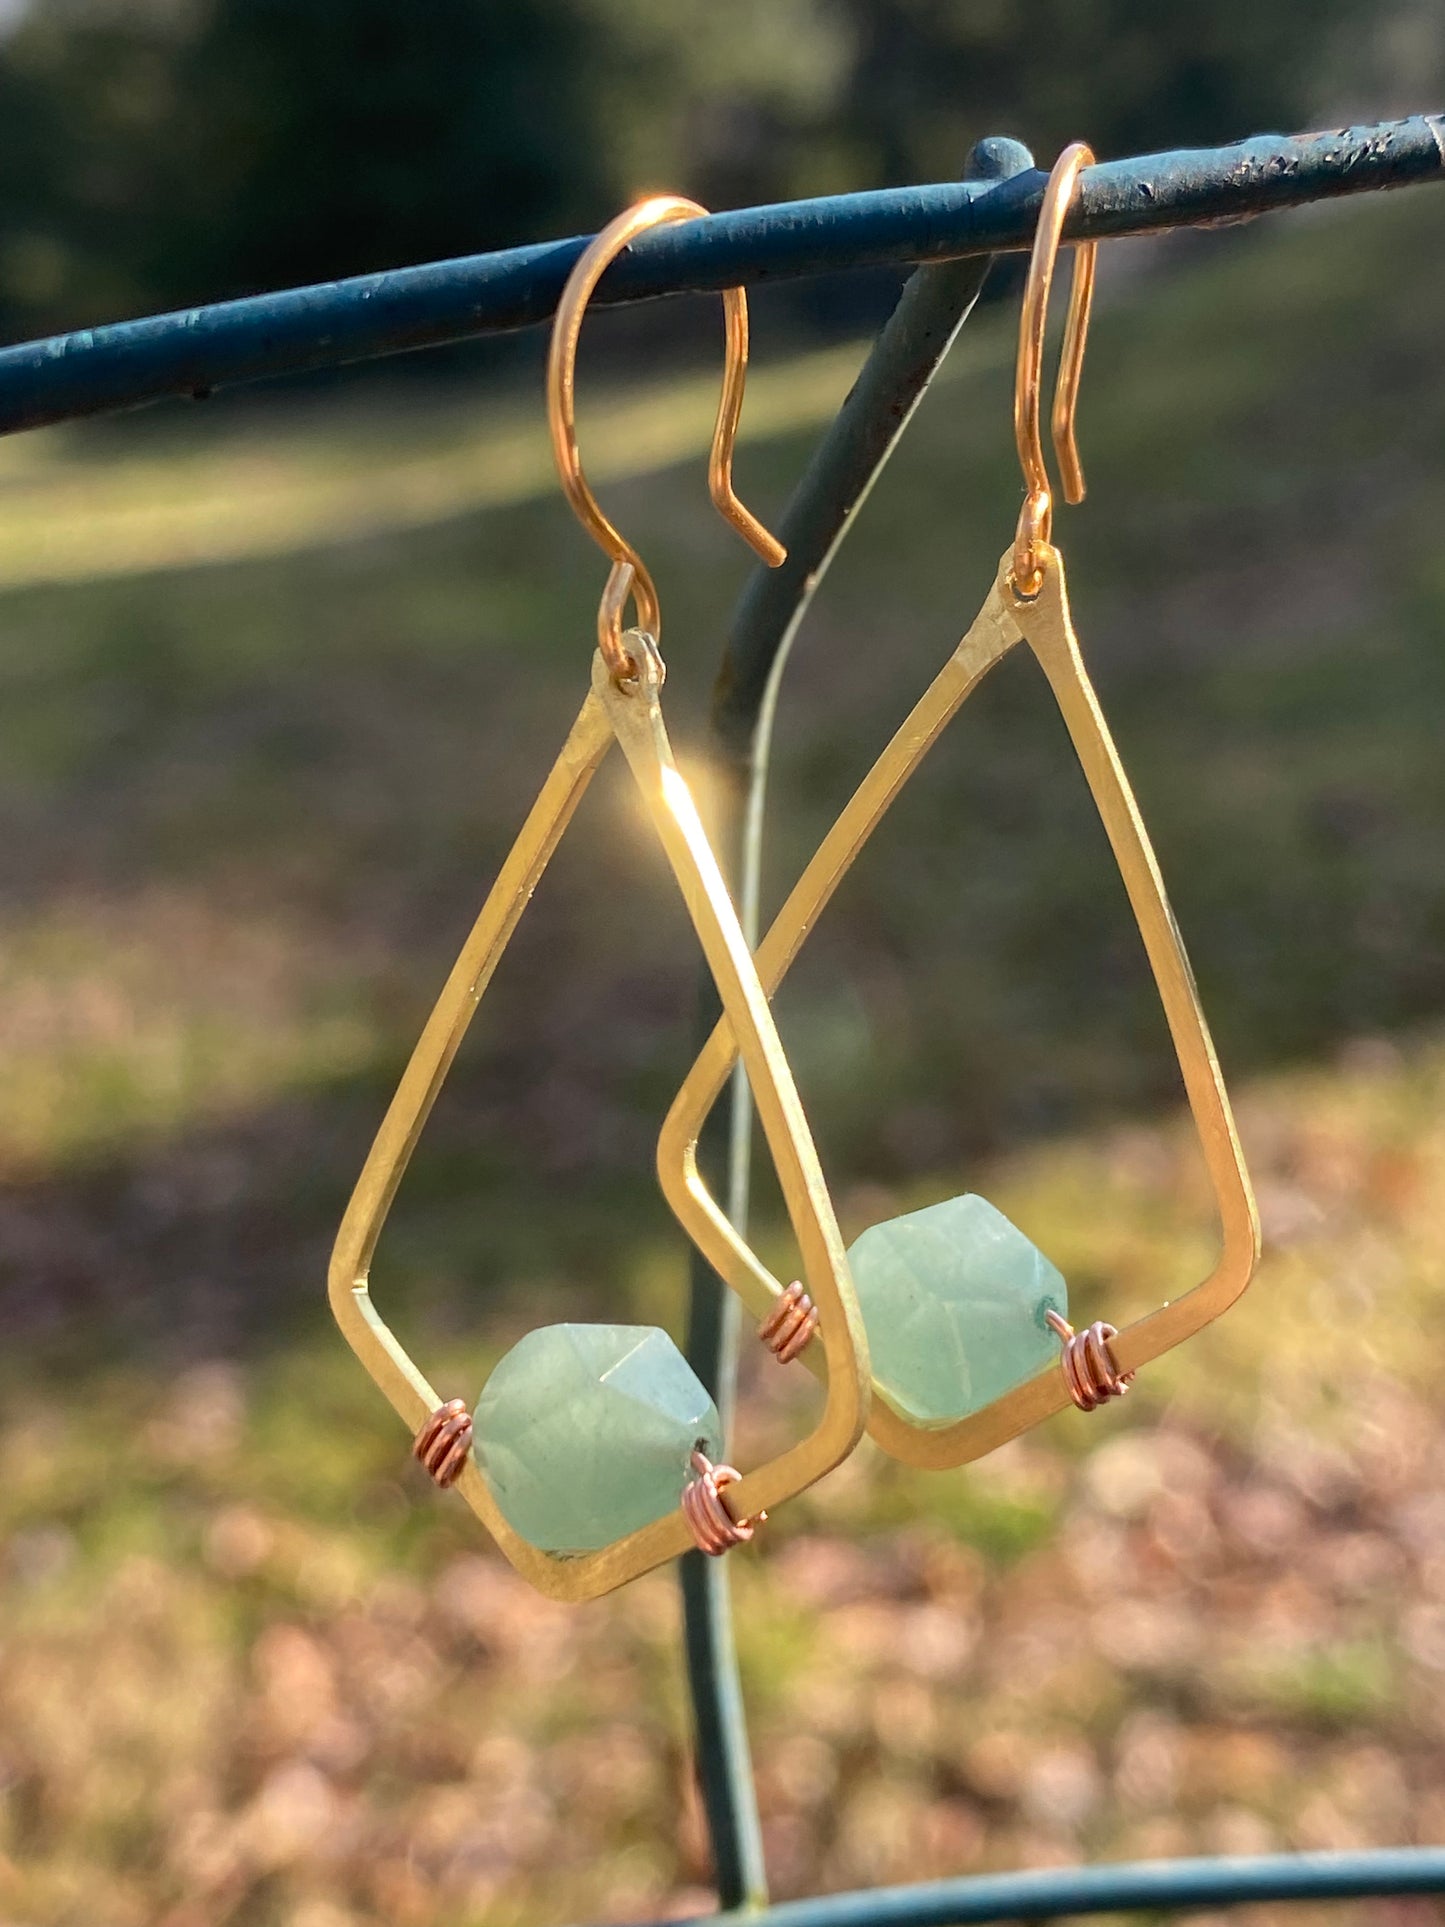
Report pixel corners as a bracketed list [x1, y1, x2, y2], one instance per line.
[679, 135, 1034, 1913]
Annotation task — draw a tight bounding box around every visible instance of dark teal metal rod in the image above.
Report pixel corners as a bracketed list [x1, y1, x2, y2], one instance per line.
[650, 1849, 1445, 1925]
[0, 118, 1439, 434]
[680, 134, 1034, 1913]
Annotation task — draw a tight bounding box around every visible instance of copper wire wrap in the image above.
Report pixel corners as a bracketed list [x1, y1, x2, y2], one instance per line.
[413, 1398, 475, 1488]
[1046, 1308, 1135, 1412]
[757, 1279, 819, 1363]
[681, 1448, 761, 1556]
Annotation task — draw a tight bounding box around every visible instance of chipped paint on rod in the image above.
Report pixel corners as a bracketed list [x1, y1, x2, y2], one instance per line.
[0, 117, 1440, 436]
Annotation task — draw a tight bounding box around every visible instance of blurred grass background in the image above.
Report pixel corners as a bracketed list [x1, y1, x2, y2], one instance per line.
[2, 1, 1445, 1920]
[1, 177, 1445, 1925]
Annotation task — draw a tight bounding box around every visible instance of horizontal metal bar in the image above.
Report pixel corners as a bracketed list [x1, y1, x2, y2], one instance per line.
[661, 1848, 1445, 1927]
[0, 117, 1440, 437]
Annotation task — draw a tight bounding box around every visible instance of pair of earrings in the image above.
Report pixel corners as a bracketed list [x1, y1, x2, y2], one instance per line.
[329, 151, 1260, 1601]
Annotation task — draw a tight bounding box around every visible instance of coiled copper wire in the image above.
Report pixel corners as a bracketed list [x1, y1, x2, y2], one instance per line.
[1046, 1309, 1134, 1412]
[681, 1448, 760, 1556]
[413, 1398, 475, 1488]
[757, 1279, 819, 1362]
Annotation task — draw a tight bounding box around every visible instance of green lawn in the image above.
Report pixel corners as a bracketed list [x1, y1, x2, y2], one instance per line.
[2, 182, 1445, 1925]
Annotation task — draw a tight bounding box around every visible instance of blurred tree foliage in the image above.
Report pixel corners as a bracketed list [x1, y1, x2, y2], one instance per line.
[0, 0, 605, 331]
[0, 0, 1429, 338]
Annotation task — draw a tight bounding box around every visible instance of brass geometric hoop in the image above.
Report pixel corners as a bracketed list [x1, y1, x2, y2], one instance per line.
[329, 639, 870, 1597]
[659, 543, 1259, 1468]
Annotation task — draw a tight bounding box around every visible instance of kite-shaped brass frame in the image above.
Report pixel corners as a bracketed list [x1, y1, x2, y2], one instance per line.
[659, 548, 1259, 1467]
[328, 198, 869, 1600]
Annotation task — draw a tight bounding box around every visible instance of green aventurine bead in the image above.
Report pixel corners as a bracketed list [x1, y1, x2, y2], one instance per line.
[847, 1193, 1066, 1425]
[475, 1324, 722, 1555]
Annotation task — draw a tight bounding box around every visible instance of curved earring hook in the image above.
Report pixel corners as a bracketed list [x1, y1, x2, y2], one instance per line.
[1013, 142, 1097, 596]
[546, 194, 786, 681]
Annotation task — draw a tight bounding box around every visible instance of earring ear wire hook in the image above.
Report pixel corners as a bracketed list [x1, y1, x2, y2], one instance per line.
[1013, 143, 1097, 596]
[545, 194, 786, 682]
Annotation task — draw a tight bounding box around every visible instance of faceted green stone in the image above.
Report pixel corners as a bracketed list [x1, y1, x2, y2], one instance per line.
[474, 1323, 722, 1554]
[847, 1193, 1066, 1425]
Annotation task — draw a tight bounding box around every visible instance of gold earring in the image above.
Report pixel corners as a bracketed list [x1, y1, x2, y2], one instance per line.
[660, 148, 1259, 1469]
[328, 196, 869, 1600]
